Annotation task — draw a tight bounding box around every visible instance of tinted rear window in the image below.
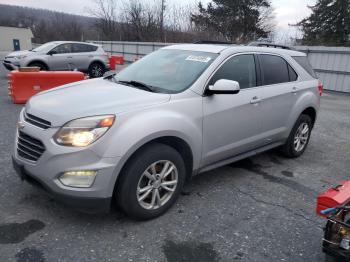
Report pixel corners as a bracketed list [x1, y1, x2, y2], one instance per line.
[72, 44, 98, 53]
[292, 56, 317, 78]
[259, 54, 290, 85]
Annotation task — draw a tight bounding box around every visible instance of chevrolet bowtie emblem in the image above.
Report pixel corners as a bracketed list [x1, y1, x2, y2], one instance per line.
[17, 121, 25, 130]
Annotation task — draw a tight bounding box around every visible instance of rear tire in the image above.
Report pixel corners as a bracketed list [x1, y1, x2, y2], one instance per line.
[116, 143, 186, 220]
[324, 254, 343, 262]
[88, 62, 105, 78]
[281, 114, 312, 158]
[27, 62, 48, 71]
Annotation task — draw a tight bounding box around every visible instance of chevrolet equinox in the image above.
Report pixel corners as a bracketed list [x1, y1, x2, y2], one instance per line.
[12, 44, 321, 220]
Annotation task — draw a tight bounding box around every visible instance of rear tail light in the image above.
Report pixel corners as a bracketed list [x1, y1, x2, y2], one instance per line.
[318, 81, 324, 96]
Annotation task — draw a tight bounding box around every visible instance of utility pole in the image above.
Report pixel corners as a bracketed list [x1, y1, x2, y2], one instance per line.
[161, 0, 165, 42]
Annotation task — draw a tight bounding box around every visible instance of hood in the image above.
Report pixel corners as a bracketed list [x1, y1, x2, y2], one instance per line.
[6, 50, 33, 58]
[25, 78, 170, 127]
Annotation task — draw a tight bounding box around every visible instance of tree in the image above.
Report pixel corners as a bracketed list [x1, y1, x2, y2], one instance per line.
[121, 0, 162, 41]
[191, 0, 274, 43]
[89, 0, 121, 40]
[296, 0, 350, 46]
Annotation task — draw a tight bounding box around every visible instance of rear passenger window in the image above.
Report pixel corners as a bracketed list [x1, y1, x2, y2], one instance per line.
[259, 55, 289, 85]
[209, 54, 257, 89]
[288, 65, 298, 81]
[72, 44, 98, 53]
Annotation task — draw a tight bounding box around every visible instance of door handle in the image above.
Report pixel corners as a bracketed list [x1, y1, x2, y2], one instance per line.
[67, 56, 73, 59]
[250, 96, 262, 104]
[291, 87, 299, 93]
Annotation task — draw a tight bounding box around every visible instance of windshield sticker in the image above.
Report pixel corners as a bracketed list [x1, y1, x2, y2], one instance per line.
[185, 55, 212, 63]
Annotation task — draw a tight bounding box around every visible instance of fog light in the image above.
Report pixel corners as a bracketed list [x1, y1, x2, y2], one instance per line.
[59, 170, 97, 188]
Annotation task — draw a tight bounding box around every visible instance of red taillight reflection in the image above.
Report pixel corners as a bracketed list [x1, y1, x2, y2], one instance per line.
[318, 81, 324, 96]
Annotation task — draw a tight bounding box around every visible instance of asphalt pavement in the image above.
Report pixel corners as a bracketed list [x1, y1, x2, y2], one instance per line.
[0, 65, 349, 262]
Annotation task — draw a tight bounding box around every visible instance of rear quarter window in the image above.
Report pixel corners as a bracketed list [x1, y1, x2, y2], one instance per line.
[288, 65, 298, 81]
[292, 56, 317, 78]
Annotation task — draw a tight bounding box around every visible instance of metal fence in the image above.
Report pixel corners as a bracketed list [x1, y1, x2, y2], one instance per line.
[296, 46, 350, 93]
[88, 41, 174, 63]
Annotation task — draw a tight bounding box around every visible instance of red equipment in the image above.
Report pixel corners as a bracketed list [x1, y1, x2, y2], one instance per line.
[317, 181, 350, 217]
[8, 70, 87, 104]
[318, 81, 324, 96]
[109, 56, 125, 70]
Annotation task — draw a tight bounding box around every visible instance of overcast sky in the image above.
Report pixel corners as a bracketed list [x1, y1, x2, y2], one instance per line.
[0, 0, 316, 38]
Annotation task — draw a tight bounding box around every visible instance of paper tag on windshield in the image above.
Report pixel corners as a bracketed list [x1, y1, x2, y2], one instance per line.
[186, 55, 211, 63]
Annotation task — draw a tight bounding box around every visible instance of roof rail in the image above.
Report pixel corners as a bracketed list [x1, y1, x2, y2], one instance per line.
[248, 41, 295, 50]
[194, 40, 234, 45]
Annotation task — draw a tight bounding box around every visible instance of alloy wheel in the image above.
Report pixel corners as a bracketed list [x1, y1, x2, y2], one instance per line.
[294, 122, 310, 152]
[91, 64, 103, 77]
[136, 160, 178, 210]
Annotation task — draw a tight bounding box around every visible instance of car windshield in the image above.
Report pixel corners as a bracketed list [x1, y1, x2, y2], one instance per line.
[32, 42, 58, 53]
[115, 49, 218, 93]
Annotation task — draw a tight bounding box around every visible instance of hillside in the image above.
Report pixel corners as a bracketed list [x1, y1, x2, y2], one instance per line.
[0, 4, 99, 43]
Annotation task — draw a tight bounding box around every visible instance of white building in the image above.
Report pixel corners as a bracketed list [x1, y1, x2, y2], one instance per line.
[0, 26, 33, 51]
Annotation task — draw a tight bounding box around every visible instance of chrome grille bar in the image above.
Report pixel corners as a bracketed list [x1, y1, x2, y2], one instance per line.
[24, 112, 51, 129]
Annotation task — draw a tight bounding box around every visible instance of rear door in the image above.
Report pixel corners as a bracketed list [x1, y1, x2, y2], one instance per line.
[71, 43, 97, 71]
[257, 54, 300, 143]
[202, 54, 266, 167]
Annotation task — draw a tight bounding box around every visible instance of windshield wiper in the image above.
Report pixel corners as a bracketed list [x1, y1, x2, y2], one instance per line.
[117, 80, 156, 92]
[104, 72, 117, 80]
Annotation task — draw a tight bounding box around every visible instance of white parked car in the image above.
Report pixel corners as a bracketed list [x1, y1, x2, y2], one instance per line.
[3, 41, 110, 78]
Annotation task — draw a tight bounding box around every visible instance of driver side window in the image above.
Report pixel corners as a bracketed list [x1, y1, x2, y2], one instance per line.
[209, 54, 257, 89]
[51, 43, 72, 54]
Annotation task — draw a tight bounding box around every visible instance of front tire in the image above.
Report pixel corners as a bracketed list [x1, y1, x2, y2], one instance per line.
[281, 114, 313, 158]
[116, 143, 186, 220]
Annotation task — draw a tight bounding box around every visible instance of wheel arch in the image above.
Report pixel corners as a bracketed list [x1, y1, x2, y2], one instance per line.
[89, 60, 106, 70]
[111, 135, 194, 199]
[27, 60, 49, 70]
[301, 107, 317, 127]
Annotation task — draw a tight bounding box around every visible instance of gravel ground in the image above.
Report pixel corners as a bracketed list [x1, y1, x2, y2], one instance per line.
[0, 65, 349, 262]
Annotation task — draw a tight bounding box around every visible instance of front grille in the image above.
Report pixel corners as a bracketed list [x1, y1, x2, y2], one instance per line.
[17, 131, 46, 162]
[4, 60, 11, 63]
[24, 112, 51, 129]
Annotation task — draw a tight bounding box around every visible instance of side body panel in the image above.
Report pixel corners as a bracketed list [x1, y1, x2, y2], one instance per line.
[202, 87, 265, 167]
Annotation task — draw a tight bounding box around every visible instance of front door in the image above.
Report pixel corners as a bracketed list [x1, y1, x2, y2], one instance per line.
[13, 39, 20, 51]
[47, 43, 74, 70]
[202, 54, 265, 167]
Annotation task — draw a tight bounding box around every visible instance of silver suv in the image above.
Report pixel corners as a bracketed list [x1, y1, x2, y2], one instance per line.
[12, 44, 321, 219]
[3, 41, 109, 78]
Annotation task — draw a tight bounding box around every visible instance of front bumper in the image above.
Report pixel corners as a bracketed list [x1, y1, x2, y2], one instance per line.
[3, 60, 18, 70]
[12, 157, 111, 213]
[12, 110, 122, 213]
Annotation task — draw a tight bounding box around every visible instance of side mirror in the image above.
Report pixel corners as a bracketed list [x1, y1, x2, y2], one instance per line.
[47, 50, 57, 56]
[207, 79, 240, 95]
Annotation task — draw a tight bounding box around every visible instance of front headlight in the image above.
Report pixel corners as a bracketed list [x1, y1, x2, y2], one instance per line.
[15, 55, 27, 59]
[54, 115, 115, 147]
